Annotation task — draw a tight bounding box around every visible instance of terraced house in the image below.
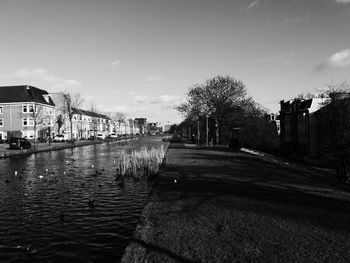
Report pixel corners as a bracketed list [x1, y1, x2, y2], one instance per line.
[71, 108, 112, 139]
[0, 85, 55, 141]
[49, 92, 113, 140]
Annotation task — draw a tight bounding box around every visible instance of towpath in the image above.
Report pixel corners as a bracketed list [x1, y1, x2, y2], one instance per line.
[123, 143, 350, 263]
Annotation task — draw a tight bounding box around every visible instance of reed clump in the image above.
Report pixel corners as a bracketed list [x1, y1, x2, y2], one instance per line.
[118, 145, 165, 177]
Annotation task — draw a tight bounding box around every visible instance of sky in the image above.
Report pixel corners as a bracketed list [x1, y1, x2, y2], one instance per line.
[0, 0, 350, 124]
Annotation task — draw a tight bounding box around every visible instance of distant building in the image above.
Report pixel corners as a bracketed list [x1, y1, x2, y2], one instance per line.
[127, 119, 135, 134]
[147, 122, 162, 134]
[71, 108, 111, 139]
[269, 113, 280, 135]
[49, 92, 113, 139]
[279, 96, 326, 157]
[0, 85, 55, 141]
[163, 124, 172, 133]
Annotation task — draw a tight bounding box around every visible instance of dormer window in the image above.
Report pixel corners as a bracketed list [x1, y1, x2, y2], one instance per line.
[43, 95, 50, 103]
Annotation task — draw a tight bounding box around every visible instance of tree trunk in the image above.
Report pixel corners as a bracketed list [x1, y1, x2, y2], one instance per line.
[70, 118, 73, 141]
[34, 123, 36, 148]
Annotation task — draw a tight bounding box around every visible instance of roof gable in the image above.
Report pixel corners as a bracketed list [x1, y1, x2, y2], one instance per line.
[72, 107, 111, 120]
[0, 85, 55, 106]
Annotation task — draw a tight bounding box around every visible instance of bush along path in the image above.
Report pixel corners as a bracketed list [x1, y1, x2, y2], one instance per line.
[122, 143, 350, 263]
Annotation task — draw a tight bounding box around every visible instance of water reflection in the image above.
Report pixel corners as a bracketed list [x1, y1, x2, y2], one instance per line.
[0, 137, 165, 262]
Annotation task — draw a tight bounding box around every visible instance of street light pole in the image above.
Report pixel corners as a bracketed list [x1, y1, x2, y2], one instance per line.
[197, 120, 200, 145]
[49, 126, 51, 146]
[206, 115, 209, 146]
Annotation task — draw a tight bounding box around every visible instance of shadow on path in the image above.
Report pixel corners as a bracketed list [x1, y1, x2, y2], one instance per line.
[131, 238, 200, 263]
[153, 145, 350, 233]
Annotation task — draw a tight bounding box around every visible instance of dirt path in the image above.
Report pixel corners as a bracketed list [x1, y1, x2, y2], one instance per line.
[122, 143, 350, 263]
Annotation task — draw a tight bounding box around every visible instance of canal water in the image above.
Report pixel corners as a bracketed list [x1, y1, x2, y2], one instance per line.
[0, 136, 167, 263]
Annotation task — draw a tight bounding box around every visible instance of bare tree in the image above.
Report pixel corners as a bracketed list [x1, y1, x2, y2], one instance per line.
[177, 75, 247, 145]
[65, 93, 84, 141]
[110, 112, 126, 135]
[104, 112, 112, 134]
[127, 118, 134, 134]
[29, 104, 43, 147]
[56, 114, 64, 134]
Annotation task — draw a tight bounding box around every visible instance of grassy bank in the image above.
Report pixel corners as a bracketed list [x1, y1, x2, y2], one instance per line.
[122, 144, 350, 263]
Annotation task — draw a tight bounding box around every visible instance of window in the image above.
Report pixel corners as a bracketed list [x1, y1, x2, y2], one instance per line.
[0, 106, 3, 114]
[22, 104, 37, 113]
[22, 118, 34, 126]
[29, 105, 37, 113]
[0, 118, 3, 127]
[43, 107, 53, 115]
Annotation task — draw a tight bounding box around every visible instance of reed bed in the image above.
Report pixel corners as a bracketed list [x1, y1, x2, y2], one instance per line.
[118, 144, 165, 177]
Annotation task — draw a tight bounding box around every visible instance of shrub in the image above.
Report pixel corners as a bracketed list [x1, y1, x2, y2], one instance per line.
[118, 145, 165, 177]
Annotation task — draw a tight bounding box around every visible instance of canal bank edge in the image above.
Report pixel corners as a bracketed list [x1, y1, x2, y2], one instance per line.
[0, 137, 139, 159]
[121, 142, 191, 263]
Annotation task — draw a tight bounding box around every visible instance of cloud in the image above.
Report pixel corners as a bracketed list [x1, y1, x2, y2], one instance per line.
[0, 68, 82, 93]
[150, 95, 179, 104]
[134, 95, 149, 104]
[13, 68, 60, 83]
[239, 0, 258, 12]
[145, 74, 163, 82]
[314, 49, 350, 71]
[334, 0, 350, 3]
[258, 52, 297, 64]
[98, 59, 121, 70]
[64, 79, 81, 86]
[133, 94, 179, 105]
[97, 104, 129, 114]
[111, 59, 121, 68]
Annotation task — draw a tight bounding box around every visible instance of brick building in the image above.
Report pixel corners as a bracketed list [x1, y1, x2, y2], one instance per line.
[0, 85, 55, 141]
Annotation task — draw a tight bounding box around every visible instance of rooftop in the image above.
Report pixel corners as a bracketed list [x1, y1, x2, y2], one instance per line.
[0, 85, 55, 106]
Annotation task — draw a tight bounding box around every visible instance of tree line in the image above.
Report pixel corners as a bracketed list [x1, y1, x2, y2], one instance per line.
[175, 75, 279, 152]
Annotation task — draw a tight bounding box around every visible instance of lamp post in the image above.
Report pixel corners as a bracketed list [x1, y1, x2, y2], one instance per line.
[197, 120, 200, 145]
[206, 115, 209, 146]
[48, 126, 51, 146]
